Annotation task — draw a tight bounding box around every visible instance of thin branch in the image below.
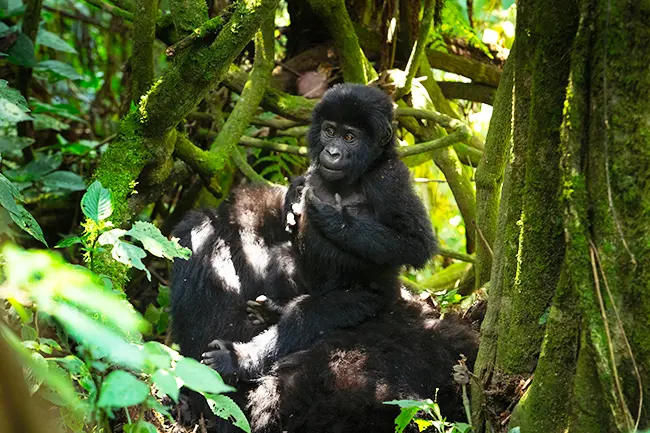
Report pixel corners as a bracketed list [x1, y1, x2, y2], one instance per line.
[231, 149, 274, 187]
[239, 136, 308, 156]
[82, 0, 134, 21]
[437, 81, 496, 105]
[438, 248, 475, 263]
[395, 0, 435, 100]
[396, 107, 475, 143]
[42, 5, 108, 29]
[397, 130, 467, 157]
[173, 135, 224, 197]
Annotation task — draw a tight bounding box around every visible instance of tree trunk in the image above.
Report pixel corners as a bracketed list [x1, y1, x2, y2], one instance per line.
[473, 0, 650, 431]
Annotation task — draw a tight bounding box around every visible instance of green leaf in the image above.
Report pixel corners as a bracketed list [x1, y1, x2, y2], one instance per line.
[143, 341, 175, 370]
[4, 153, 62, 182]
[0, 98, 32, 122]
[24, 352, 48, 394]
[393, 407, 419, 433]
[97, 228, 126, 245]
[81, 180, 112, 222]
[124, 421, 157, 433]
[104, 239, 150, 281]
[0, 79, 28, 110]
[42, 170, 86, 191]
[204, 394, 251, 433]
[0, 136, 34, 154]
[32, 113, 69, 131]
[36, 29, 77, 53]
[97, 370, 149, 408]
[151, 369, 179, 402]
[35, 60, 82, 81]
[127, 221, 191, 261]
[55, 236, 83, 248]
[174, 357, 235, 395]
[6, 32, 36, 67]
[0, 174, 47, 245]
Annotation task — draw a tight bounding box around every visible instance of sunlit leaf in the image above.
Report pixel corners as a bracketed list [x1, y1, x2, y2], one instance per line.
[127, 221, 191, 260]
[0, 174, 46, 245]
[35, 60, 82, 81]
[151, 369, 179, 402]
[0, 98, 32, 122]
[0, 79, 28, 110]
[81, 180, 112, 222]
[36, 29, 77, 53]
[174, 357, 235, 395]
[205, 394, 251, 433]
[97, 370, 149, 408]
[107, 239, 150, 281]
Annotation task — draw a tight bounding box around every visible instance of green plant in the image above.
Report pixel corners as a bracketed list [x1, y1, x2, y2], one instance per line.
[385, 397, 472, 433]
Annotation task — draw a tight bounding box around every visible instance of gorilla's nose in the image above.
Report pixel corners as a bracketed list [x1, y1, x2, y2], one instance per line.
[326, 148, 341, 160]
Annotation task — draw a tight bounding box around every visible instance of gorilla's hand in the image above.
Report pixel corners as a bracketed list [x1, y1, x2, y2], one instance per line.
[246, 295, 285, 326]
[201, 339, 239, 384]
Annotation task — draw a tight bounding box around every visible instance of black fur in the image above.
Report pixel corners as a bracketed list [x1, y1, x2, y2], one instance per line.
[170, 184, 305, 426]
[247, 294, 479, 433]
[202, 84, 437, 382]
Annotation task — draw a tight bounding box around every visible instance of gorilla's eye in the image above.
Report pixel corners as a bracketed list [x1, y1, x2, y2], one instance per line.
[343, 133, 355, 141]
[325, 127, 335, 137]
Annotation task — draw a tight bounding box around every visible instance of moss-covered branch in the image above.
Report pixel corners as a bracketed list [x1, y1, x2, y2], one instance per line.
[132, 0, 157, 101]
[307, 0, 375, 83]
[239, 136, 308, 156]
[209, 16, 275, 164]
[165, 6, 234, 57]
[169, 0, 207, 35]
[426, 49, 502, 87]
[395, 0, 435, 100]
[89, 0, 279, 287]
[396, 107, 476, 148]
[82, 0, 134, 21]
[474, 45, 514, 290]
[397, 130, 468, 157]
[173, 135, 224, 196]
[223, 70, 316, 122]
[437, 81, 496, 105]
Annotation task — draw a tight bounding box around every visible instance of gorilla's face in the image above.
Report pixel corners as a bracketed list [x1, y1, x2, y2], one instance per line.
[317, 120, 381, 182]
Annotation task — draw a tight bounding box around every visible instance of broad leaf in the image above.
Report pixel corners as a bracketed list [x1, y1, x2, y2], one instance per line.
[6, 32, 36, 67]
[32, 113, 69, 131]
[108, 240, 150, 281]
[97, 370, 149, 408]
[0, 173, 46, 245]
[0, 98, 32, 123]
[35, 60, 82, 81]
[174, 357, 234, 395]
[124, 421, 157, 433]
[42, 170, 86, 191]
[36, 29, 77, 53]
[81, 180, 112, 222]
[4, 153, 62, 182]
[205, 394, 251, 433]
[0, 136, 34, 154]
[97, 228, 126, 245]
[0, 79, 28, 110]
[127, 221, 191, 260]
[151, 369, 179, 402]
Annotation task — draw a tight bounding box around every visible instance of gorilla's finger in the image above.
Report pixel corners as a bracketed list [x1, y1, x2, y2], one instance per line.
[206, 339, 230, 351]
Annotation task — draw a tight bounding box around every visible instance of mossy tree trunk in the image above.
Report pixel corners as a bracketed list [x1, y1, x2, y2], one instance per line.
[473, 0, 650, 431]
[88, 0, 279, 286]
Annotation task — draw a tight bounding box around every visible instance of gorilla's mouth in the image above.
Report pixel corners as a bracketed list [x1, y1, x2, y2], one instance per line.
[319, 165, 345, 179]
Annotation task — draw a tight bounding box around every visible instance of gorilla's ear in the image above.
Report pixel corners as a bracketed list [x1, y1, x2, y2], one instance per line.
[378, 120, 394, 147]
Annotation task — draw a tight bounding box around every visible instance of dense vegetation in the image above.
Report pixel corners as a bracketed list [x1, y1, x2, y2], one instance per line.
[1, 0, 648, 432]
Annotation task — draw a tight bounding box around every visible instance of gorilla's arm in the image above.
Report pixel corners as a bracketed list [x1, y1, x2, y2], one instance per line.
[307, 161, 436, 269]
[201, 289, 385, 381]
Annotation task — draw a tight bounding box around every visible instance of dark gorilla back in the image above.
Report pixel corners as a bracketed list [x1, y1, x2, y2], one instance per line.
[171, 185, 303, 360]
[247, 294, 478, 433]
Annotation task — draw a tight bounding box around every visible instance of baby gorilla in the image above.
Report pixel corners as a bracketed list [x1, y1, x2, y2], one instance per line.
[201, 84, 437, 383]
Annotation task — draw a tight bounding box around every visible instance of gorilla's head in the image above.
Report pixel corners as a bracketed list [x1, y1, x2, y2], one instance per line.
[308, 84, 396, 182]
